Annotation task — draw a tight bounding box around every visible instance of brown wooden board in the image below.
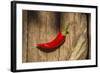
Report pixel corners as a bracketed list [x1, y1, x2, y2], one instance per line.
[22, 10, 90, 63]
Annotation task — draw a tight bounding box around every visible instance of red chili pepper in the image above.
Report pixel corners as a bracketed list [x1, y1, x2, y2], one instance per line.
[37, 32, 65, 49]
[36, 24, 70, 50]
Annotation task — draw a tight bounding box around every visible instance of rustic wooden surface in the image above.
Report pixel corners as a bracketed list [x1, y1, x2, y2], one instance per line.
[22, 10, 27, 62]
[22, 10, 90, 63]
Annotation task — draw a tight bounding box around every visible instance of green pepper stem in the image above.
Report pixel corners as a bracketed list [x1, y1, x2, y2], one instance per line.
[62, 23, 70, 36]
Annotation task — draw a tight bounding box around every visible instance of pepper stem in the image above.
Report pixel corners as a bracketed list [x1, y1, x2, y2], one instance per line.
[62, 23, 70, 36]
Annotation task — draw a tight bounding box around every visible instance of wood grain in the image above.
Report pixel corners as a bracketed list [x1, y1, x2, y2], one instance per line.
[88, 14, 91, 59]
[22, 10, 27, 62]
[38, 11, 48, 61]
[46, 12, 59, 61]
[27, 11, 39, 62]
[59, 13, 73, 60]
[22, 11, 90, 62]
[69, 13, 88, 60]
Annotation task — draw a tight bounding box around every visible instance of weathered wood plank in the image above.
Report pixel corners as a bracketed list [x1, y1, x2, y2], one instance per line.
[37, 11, 48, 61]
[69, 13, 88, 60]
[87, 14, 91, 59]
[46, 12, 59, 61]
[59, 13, 75, 60]
[27, 11, 39, 62]
[22, 10, 27, 62]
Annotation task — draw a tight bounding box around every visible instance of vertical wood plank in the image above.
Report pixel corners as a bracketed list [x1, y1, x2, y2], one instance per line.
[27, 11, 39, 62]
[69, 13, 88, 60]
[22, 10, 27, 62]
[76, 13, 88, 59]
[46, 12, 59, 61]
[59, 13, 75, 60]
[37, 11, 48, 61]
[87, 14, 91, 59]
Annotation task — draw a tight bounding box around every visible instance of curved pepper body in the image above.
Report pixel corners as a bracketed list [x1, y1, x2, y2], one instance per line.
[37, 32, 65, 49]
[36, 23, 70, 50]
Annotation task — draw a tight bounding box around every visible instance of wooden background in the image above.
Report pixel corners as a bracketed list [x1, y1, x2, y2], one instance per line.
[22, 10, 90, 63]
